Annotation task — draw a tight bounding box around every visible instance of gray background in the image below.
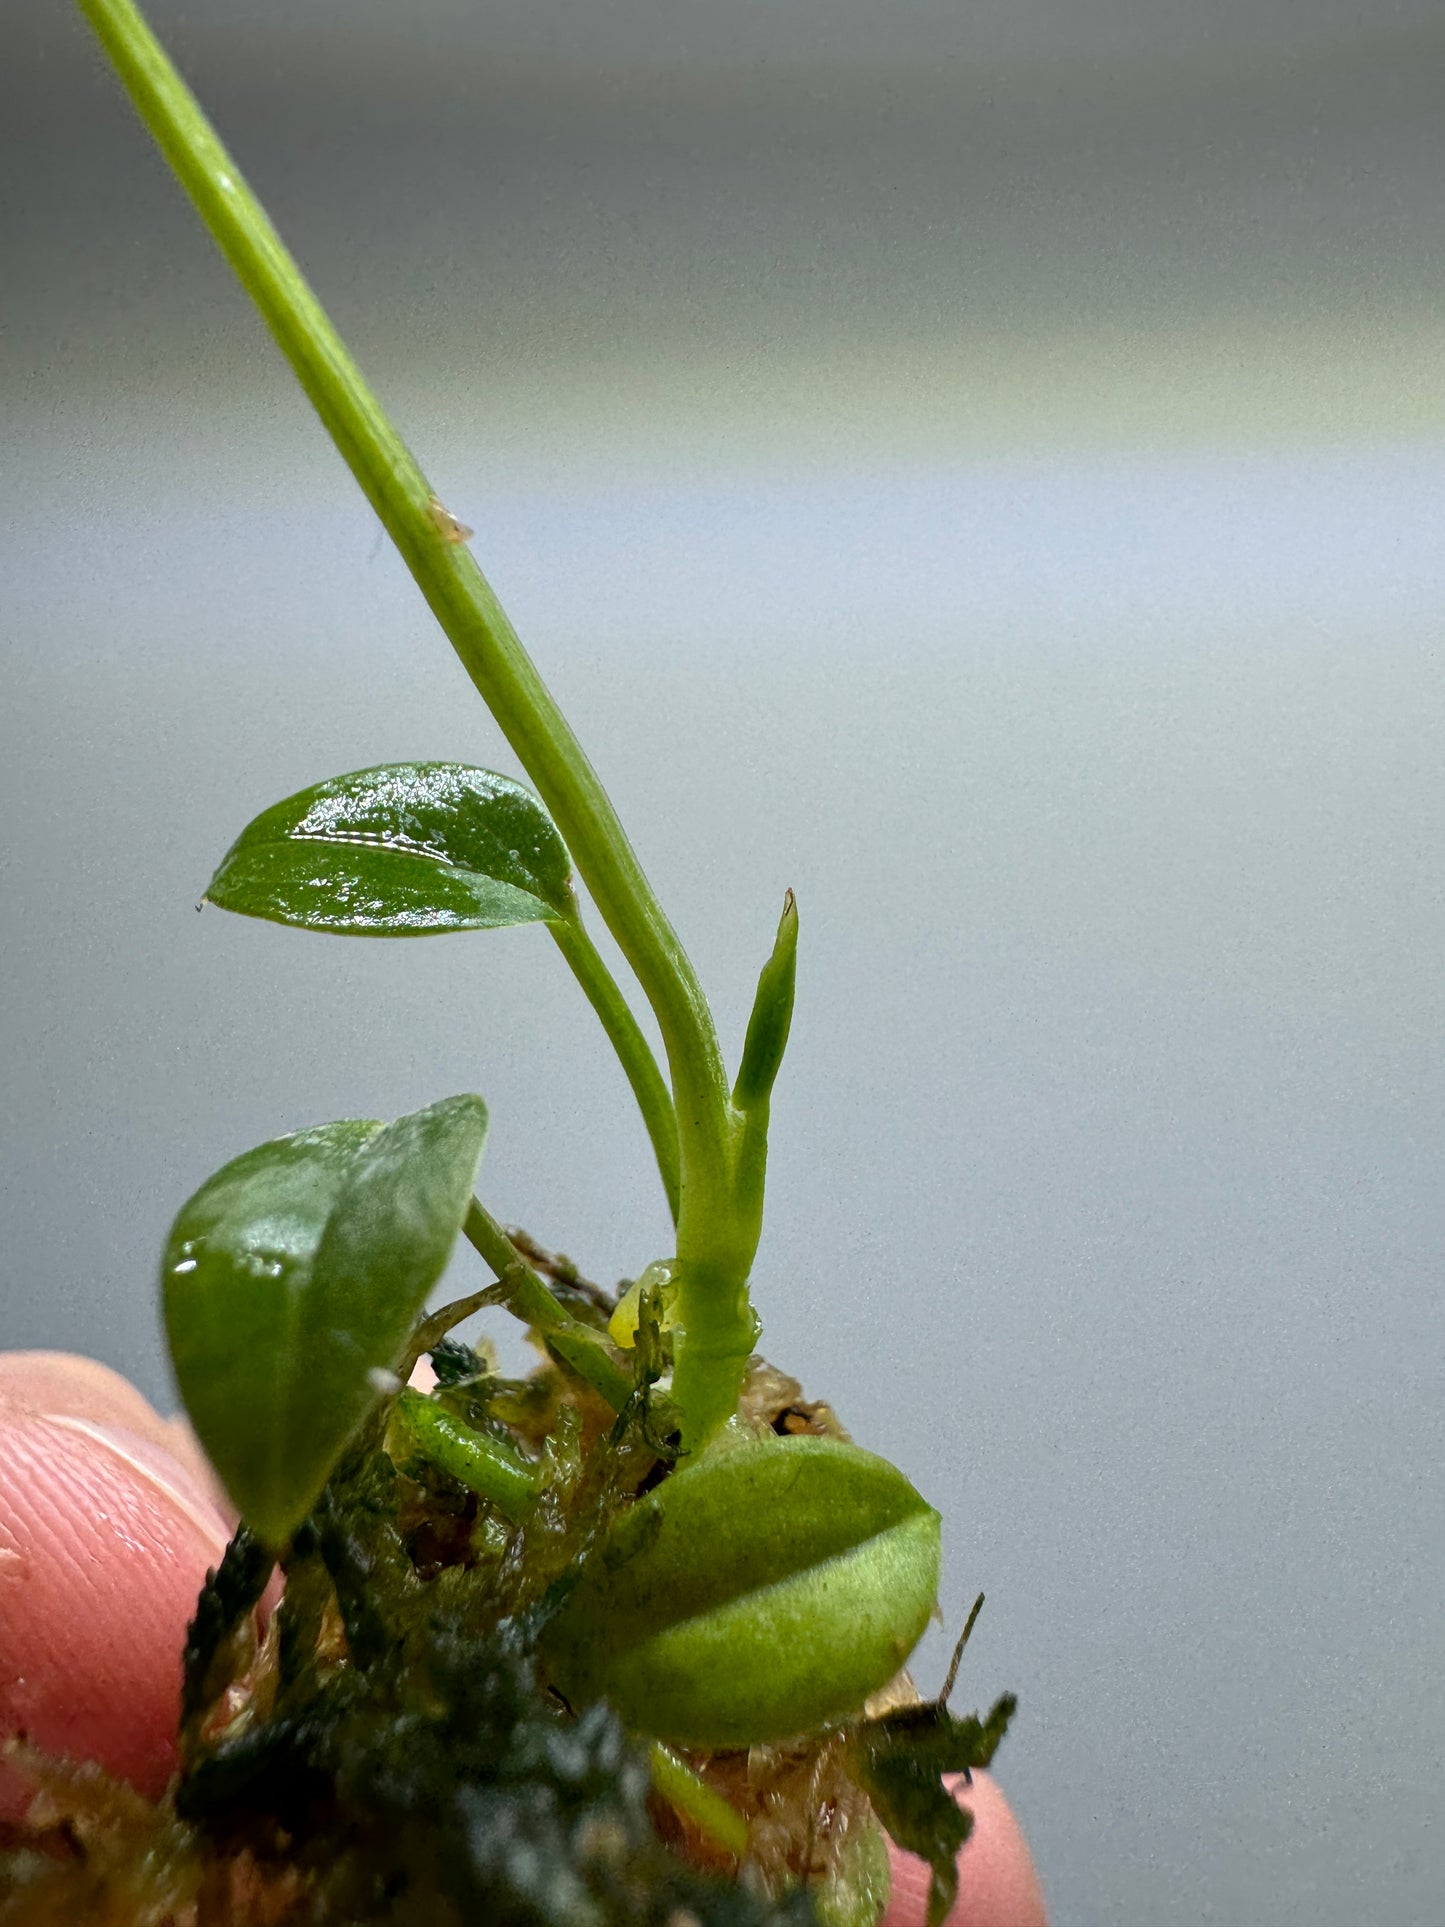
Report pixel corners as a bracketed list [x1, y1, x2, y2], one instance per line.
[4, 3, 1444, 1921]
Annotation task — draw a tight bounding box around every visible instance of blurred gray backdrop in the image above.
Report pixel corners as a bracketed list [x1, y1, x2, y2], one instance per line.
[5, 3, 1444, 1922]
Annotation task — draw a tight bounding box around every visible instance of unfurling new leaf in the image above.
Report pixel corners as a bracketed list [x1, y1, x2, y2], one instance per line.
[163, 1093, 489, 1546]
[539, 1434, 940, 1747]
[205, 762, 574, 935]
[732, 889, 798, 1114]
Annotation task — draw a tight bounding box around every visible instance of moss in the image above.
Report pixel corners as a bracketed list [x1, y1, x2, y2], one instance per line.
[2, 1336, 1010, 1926]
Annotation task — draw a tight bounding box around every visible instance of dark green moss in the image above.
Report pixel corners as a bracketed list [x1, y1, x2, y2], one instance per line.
[171, 1384, 812, 1927]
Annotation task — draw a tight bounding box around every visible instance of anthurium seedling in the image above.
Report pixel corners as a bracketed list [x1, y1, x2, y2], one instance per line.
[28, 2, 1021, 1920]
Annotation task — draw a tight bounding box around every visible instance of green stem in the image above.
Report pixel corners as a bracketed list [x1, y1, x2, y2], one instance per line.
[550, 915, 680, 1224]
[393, 1388, 535, 1522]
[463, 1201, 634, 1412]
[667, 1256, 762, 1447]
[76, 0, 751, 1426]
[649, 1743, 749, 1860]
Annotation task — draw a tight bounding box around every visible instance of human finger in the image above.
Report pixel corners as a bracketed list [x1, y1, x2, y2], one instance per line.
[0, 1353, 233, 1819]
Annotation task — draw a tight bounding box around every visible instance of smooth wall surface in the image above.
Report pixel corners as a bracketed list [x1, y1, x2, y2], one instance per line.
[5, 5, 1444, 1922]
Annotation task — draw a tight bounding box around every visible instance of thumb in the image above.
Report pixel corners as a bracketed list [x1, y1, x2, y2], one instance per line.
[0, 1352, 233, 1818]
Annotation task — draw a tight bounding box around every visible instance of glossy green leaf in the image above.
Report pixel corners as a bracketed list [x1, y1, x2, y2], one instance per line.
[539, 1435, 941, 1748]
[163, 1093, 489, 1546]
[205, 763, 574, 935]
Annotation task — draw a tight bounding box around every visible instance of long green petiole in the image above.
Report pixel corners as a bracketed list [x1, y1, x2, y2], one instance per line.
[549, 915, 680, 1225]
[78, 0, 770, 1446]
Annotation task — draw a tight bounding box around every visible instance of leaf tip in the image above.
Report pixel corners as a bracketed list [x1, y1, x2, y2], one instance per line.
[733, 893, 800, 1113]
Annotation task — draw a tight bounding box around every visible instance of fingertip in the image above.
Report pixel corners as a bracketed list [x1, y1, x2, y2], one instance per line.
[408, 1355, 438, 1394]
[0, 1351, 178, 1449]
[0, 1355, 237, 1818]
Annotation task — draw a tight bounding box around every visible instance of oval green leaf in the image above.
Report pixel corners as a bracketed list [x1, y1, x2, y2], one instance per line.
[539, 1435, 941, 1748]
[163, 1093, 489, 1546]
[205, 763, 574, 935]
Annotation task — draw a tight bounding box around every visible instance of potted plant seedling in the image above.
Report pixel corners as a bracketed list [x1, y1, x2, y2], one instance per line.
[3, 2, 1020, 1920]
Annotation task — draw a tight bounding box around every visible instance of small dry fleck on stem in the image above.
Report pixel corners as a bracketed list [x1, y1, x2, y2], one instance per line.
[425, 495, 473, 543]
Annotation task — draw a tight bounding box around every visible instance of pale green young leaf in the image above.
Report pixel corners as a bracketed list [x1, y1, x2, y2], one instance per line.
[540, 1435, 941, 1747]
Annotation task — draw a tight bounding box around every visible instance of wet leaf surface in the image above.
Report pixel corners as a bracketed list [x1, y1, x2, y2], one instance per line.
[205, 763, 574, 935]
[163, 1095, 489, 1545]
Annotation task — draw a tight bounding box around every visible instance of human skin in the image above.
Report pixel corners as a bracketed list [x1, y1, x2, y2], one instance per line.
[0, 1353, 1047, 1923]
[0, 1353, 234, 1820]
